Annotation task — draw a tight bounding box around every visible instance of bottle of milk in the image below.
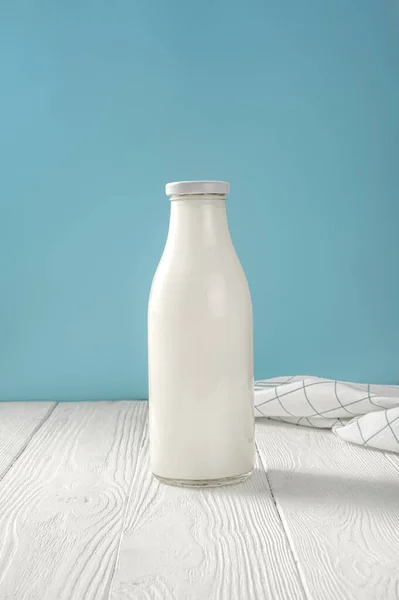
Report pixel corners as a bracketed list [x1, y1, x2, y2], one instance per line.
[148, 181, 254, 487]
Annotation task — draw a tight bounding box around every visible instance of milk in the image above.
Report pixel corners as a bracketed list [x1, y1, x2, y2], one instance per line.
[148, 181, 254, 487]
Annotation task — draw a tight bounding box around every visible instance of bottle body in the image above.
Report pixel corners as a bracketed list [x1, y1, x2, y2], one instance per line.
[148, 192, 254, 486]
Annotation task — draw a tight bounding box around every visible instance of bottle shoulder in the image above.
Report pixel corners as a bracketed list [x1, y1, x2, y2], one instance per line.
[152, 245, 249, 287]
[149, 246, 252, 315]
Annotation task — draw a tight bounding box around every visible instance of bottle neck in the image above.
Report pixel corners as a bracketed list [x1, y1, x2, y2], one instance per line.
[167, 195, 231, 248]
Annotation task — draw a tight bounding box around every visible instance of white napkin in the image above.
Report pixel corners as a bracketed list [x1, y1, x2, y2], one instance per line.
[255, 376, 399, 453]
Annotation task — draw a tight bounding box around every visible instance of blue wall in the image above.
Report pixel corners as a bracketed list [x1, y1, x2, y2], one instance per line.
[1, 0, 398, 401]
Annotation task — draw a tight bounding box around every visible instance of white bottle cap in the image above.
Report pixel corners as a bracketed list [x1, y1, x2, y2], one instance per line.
[165, 181, 230, 196]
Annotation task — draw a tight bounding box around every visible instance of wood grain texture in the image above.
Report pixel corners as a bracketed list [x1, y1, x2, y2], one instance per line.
[1, 401, 398, 600]
[0, 401, 147, 600]
[0, 402, 56, 480]
[110, 405, 305, 600]
[256, 418, 399, 600]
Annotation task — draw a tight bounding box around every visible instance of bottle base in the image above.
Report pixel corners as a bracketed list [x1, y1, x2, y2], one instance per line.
[152, 470, 253, 488]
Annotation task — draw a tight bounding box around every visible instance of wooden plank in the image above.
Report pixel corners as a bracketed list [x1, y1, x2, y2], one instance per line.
[0, 402, 56, 480]
[0, 401, 147, 600]
[256, 418, 399, 600]
[110, 405, 305, 600]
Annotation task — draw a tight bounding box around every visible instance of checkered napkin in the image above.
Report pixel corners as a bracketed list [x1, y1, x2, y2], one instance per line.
[255, 376, 399, 453]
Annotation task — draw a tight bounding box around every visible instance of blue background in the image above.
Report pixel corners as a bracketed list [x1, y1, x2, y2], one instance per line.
[1, 0, 398, 401]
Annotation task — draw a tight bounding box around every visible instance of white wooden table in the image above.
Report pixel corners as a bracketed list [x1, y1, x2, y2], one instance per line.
[0, 401, 398, 600]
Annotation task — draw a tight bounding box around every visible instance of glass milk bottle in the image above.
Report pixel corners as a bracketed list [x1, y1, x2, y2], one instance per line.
[148, 181, 254, 487]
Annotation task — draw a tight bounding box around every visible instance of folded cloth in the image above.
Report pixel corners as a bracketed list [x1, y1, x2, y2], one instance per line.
[254, 376, 399, 453]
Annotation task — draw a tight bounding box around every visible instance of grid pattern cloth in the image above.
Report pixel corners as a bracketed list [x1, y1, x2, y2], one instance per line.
[255, 376, 399, 453]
